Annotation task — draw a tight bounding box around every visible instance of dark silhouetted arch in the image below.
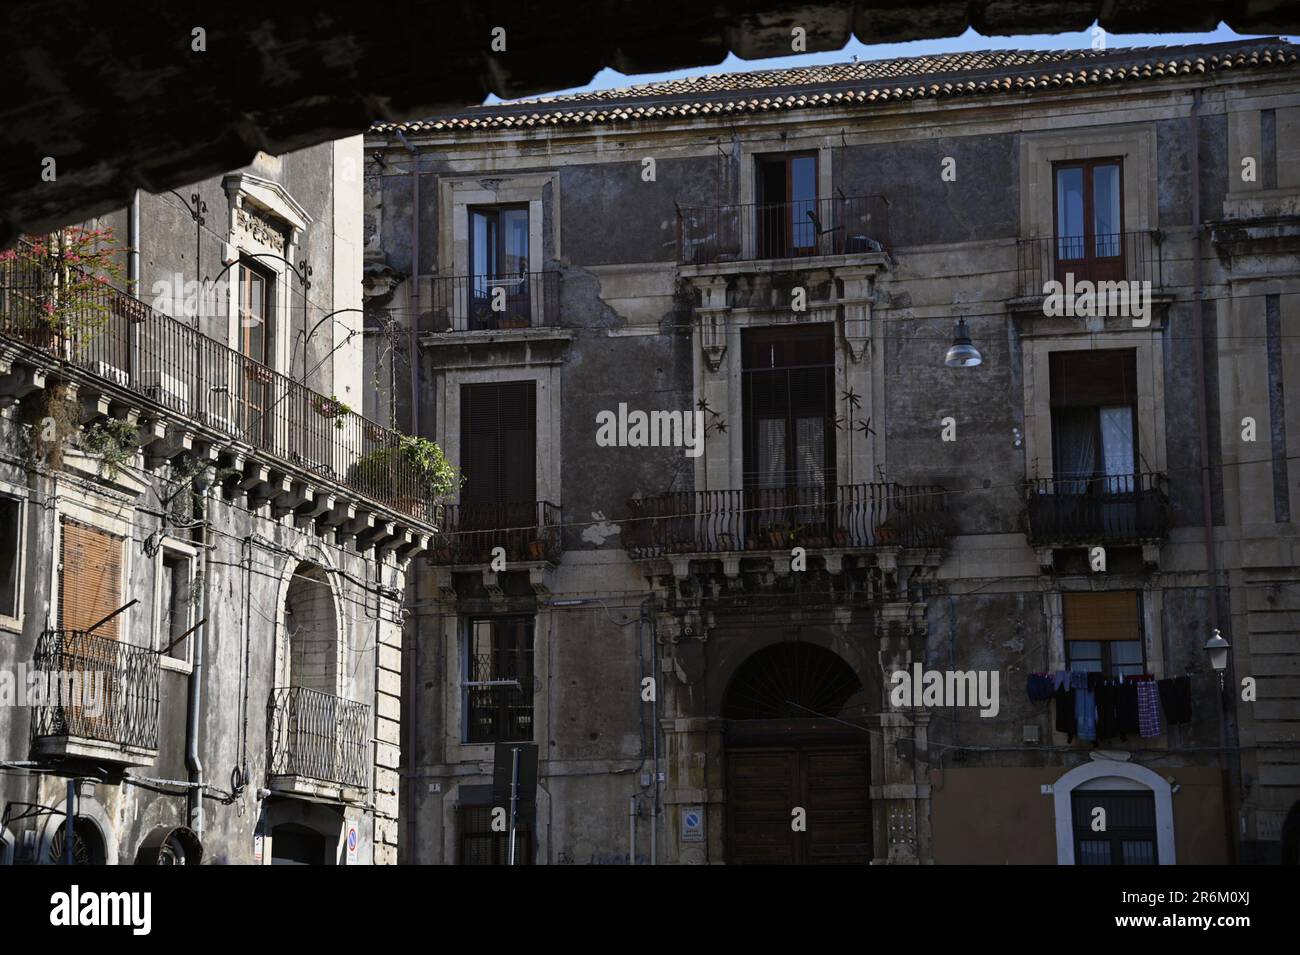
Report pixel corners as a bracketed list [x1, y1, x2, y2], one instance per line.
[722, 642, 862, 720]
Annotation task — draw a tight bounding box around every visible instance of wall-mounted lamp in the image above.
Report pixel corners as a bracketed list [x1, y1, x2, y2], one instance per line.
[944, 318, 982, 368]
[1204, 628, 1231, 690]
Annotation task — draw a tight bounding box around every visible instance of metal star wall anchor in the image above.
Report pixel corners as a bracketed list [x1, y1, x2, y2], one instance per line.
[697, 397, 727, 435]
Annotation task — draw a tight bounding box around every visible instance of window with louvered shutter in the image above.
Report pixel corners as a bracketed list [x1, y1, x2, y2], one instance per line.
[59, 518, 125, 639]
[1064, 591, 1144, 678]
[460, 381, 537, 508]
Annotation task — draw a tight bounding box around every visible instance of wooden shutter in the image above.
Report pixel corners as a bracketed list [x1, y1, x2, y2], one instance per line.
[1050, 350, 1137, 407]
[1063, 591, 1140, 642]
[59, 518, 125, 638]
[460, 381, 537, 506]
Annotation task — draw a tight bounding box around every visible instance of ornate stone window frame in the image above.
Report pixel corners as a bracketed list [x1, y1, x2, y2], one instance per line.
[1021, 331, 1168, 484]
[222, 173, 313, 375]
[1019, 124, 1158, 240]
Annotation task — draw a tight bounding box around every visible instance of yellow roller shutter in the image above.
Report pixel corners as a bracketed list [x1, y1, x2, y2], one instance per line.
[58, 517, 124, 638]
[1063, 591, 1140, 642]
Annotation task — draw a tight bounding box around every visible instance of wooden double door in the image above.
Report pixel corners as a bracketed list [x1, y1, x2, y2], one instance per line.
[726, 743, 872, 865]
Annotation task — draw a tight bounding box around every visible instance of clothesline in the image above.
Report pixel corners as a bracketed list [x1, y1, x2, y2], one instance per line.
[1026, 670, 1194, 745]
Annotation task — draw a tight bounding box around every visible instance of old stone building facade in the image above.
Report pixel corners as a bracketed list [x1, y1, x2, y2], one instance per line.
[367, 37, 1300, 864]
[0, 137, 427, 864]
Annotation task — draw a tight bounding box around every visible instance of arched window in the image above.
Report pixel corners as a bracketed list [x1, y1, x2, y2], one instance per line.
[281, 561, 340, 695]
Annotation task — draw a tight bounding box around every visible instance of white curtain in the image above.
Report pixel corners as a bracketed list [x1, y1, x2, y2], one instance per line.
[1100, 406, 1135, 493]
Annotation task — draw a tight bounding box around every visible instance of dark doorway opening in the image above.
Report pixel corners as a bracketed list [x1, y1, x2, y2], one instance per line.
[271, 823, 329, 865]
[722, 642, 871, 865]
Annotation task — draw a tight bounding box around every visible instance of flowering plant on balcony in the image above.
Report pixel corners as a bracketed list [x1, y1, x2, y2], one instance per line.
[310, 394, 352, 429]
[1, 227, 125, 350]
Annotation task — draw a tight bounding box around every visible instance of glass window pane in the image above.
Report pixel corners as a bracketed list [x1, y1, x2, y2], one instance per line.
[1067, 640, 1103, 671]
[1121, 840, 1156, 865]
[790, 156, 817, 249]
[1110, 641, 1144, 664]
[501, 208, 529, 277]
[471, 210, 495, 288]
[1056, 166, 1085, 260]
[1093, 164, 1121, 256]
[1077, 839, 1111, 865]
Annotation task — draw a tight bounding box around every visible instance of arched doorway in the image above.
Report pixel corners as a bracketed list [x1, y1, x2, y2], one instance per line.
[722, 642, 872, 865]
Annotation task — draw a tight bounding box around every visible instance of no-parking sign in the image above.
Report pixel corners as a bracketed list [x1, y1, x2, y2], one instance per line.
[346, 825, 359, 865]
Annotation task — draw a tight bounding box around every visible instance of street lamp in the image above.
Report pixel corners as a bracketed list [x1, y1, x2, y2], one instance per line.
[944, 318, 982, 368]
[1204, 628, 1231, 690]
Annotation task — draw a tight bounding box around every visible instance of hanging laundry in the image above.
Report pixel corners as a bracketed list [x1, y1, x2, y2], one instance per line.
[1117, 682, 1141, 737]
[1054, 686, 1077, 742]
[1094, 682, 1120, 739]
[1157, 675, 1193, 724]
[1070, 670, 1090, 690]
[1026, 673, 1055, 702]
[1075, 687, 1097, 742]
[1054, 670, 1069, 691]
[1137, 681, 1162, 737]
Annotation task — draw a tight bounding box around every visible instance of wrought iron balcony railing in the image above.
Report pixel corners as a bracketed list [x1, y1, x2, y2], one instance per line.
[424, 271, 560, 332]
[267, 686, 370, 790]
[0, 241, 434, 525]
[625, 482, 948, 559]
[1024, 472, 1168, 546]
[1017, 230, 1163, 299]
[677, 194, 891, 266]
[428, 500, 562, 565]
[30, 629, 160, 753]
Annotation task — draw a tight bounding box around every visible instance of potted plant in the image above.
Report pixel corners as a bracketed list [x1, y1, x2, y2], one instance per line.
[311, 394, 352, 430]
[833, 527, 849, 547]
[352, 435, 461, 513]
[527, 537, 547, 560]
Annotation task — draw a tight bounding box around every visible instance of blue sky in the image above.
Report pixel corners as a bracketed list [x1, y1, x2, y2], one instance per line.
[484, 24, 1297, 104]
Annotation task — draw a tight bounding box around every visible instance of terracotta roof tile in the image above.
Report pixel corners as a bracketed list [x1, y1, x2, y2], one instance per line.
[373, 38, 1298, 136]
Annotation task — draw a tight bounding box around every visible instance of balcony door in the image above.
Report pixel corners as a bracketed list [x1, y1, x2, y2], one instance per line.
[1053, 158, 1124, 284]
[755, 152, 818, 259]
[460, 381, 537, 557]
[1050, 349, 1138, 492]
[1050, 350, 1141, 536]
[237, 260, 274, 445]
[469, 206, 530, 330]
[742, 326, 835, 541]
[58, 518, 126, 740]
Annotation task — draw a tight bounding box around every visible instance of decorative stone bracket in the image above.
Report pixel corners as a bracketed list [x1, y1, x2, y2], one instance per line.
[834, 265, 878, 363]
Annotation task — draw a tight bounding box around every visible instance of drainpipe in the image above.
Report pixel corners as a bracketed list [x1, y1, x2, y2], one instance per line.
[128, 190, 141, 297]
[185, 485, 210, 837]
[1190, 87, 1241, 863]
